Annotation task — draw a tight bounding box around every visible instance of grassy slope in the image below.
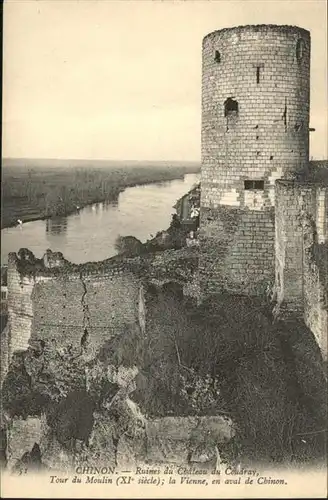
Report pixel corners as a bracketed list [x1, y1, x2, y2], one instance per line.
[133, 286, 327, 464]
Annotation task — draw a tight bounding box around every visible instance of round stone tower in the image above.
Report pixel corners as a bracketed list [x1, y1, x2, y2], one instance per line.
[199, 25, 311, 296]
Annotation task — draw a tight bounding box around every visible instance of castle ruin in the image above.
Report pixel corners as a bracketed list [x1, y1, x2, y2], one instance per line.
[199, 25, 327, 358]
[1, 24, 327, 472]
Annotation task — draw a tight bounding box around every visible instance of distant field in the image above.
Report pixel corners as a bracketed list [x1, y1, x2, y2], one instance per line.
[1, 159, 200, 229]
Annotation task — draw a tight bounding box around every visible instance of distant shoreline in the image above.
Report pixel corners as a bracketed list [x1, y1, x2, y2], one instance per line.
[2, 158, 201, 169]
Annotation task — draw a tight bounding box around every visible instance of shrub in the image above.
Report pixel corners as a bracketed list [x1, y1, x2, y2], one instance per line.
[48, 390, 96, 448]
[2, 351, 51, 418]
[114, 235, 144, 257]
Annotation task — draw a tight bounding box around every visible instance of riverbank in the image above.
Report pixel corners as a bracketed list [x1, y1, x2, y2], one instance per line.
[2, 177, 185, 230]
[2, 160, 200, 229]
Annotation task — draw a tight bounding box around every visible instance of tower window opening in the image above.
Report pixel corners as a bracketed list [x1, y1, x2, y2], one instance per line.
[256, 66, 260, 84]
[282, 98, 288, 131]
[244, 180, 264, 190]
[224, 98, 238, 117]
[253, 63, 263, 83]
[214, 50, 221, 63]
[296, 38, 304, 61]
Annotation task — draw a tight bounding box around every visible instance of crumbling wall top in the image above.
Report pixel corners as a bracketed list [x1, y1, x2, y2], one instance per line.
[8, 248, 139, 281]
[203, 24, 310, 43]
[276, 179, 328, 189]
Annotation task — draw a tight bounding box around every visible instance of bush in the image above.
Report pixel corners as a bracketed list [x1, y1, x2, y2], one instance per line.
[114, 235, 144, 257]
[2, 351, 51, 419]
[48, 390, 96, 448]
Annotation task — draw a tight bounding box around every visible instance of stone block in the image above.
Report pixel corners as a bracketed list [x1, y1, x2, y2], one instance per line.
[145, 416, 235, 464]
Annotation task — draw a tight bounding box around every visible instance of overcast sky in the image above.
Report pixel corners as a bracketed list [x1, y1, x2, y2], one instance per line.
[3, 0, 327, 161]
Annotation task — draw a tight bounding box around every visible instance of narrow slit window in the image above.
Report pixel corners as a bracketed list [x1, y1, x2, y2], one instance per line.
[254, 64, 264, 83]
[244, 180, 264, 190]
[214, 50, 221, 63]
[256, 66, 260, 84]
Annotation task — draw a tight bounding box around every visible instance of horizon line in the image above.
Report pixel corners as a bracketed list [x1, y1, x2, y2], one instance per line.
[3, 157, 327, 162]
[2, 157, 201, 163]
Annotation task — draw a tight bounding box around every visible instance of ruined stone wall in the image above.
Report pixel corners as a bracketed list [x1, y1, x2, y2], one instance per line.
[274, 181, 309, 315]
[0, 323, 10, 389]
[1, 253, 143, 383]
[275, 180, 328, 359]
[1, 253, 144, 467]
[4, 254, 52, 375]
[200, 207, 275, 295]
[7, 253, 37, 355]
[200, 25, 310, 295]
[2, 250, 238, 471]
[6, 417, 42, 470]
[303, 187, 328, 360]
[31, 270, 141, 356]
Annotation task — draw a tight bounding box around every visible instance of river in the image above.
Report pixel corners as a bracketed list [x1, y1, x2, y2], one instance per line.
[1, 173, 199, 265]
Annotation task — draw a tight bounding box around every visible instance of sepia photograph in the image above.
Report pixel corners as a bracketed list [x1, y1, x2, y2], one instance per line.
[1, 0, 327, 498]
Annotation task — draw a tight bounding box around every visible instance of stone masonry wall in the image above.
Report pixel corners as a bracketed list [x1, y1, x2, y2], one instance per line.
[6, 417, 42, 470]
[275, 180, 328, 360]
[200, 207, 275, 295]
[0, 323, 10, 390]
[201, 25, 310, 210]
[31, 271, 141, 357]
[5, 254, 52, 371]
[274, 181, 309, 315]
[2, 250, 237, 472]
[303, 187, 328, 360]
[1, 253, 143, 386]
[1, 253, 144, 467]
